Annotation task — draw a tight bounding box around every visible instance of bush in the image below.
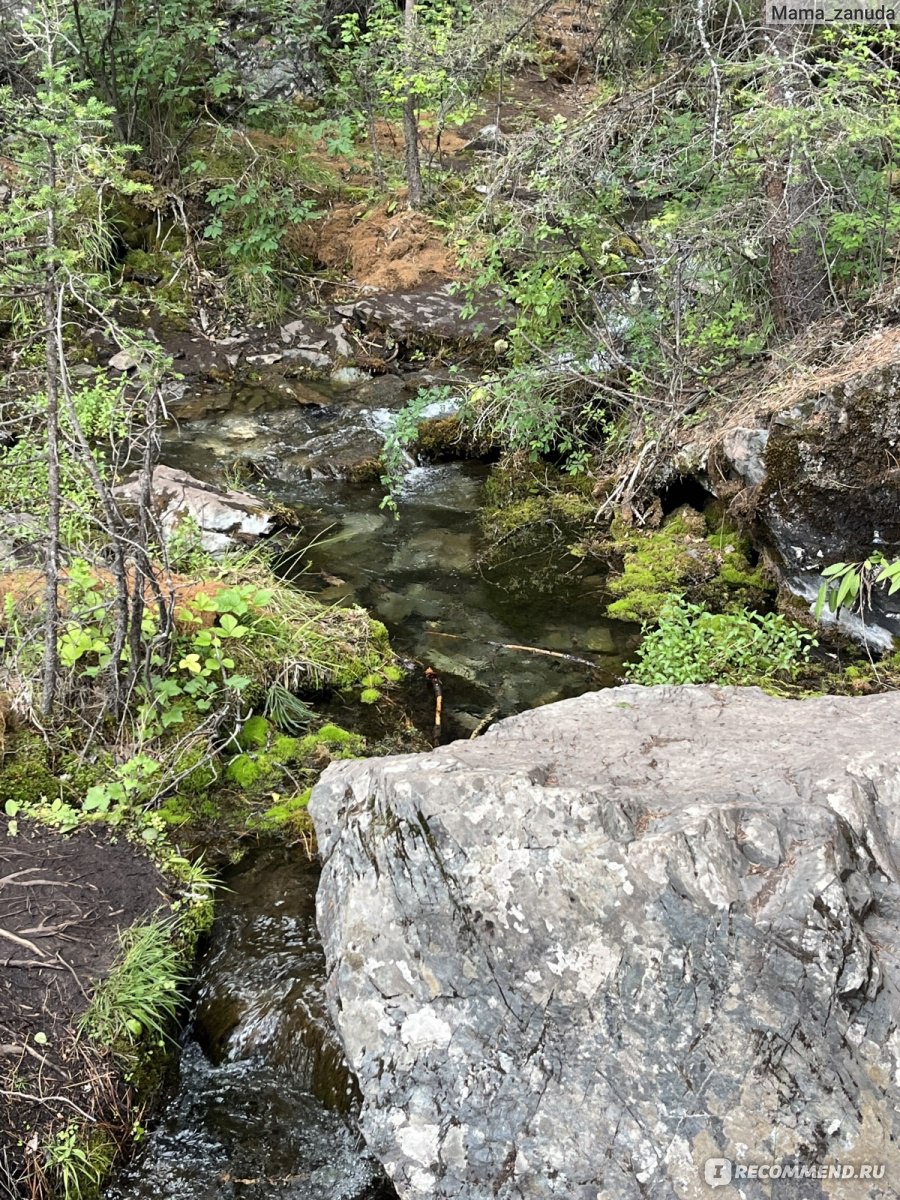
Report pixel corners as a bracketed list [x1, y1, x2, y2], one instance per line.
[627, 599, 815, 687]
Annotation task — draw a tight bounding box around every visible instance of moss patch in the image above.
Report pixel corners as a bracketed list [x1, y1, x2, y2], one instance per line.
[477, 455, 598, 596]
[248, 787, 313, 835]
[412, 414, 495, 463]
[600, 504, 773, 623]
[236, 715, 271, 751]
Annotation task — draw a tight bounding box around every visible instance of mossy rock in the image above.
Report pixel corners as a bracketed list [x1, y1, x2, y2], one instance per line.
[223, 726, 333, 793]
[412, 415, 494, 463]
[478, 456, 598, 595]
[603, 505, 774, 623]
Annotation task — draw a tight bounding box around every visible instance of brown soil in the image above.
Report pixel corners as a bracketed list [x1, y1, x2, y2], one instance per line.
[0, 822, 172, 1197]
[0, 567, 236, 633]
[289, 201, 457, 293]
[535, 0, 606, 81]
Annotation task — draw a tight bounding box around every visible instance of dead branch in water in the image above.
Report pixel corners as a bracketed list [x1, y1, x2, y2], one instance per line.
[428, 631, 600, 670]
[424, 666, 443, 746]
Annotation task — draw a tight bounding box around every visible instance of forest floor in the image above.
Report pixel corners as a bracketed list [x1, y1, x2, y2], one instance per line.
[0, 823, 171, 1196]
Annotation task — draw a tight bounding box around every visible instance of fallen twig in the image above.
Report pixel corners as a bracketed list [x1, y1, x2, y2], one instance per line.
[426, 630, 599, 670]
[470, 708, 500, 739]
[487, 641, 599, 668]
[0, 1090, 97, 1123]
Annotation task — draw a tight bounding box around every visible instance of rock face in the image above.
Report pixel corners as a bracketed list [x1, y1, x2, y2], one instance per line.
[335, 284, 509, 345]
[311, 686, 900, 1200]
[716, 327, 900, 644]
[114, 464, 280, 554]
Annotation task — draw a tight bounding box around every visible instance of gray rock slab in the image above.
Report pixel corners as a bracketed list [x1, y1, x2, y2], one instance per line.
[311, 685, 900, 1200]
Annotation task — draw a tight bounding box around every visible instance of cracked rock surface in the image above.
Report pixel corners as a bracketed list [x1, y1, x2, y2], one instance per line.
[310, 685, 900, 1199]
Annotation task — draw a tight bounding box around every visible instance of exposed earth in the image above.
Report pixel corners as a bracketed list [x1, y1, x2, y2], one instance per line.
[0, 823, 171, 1198]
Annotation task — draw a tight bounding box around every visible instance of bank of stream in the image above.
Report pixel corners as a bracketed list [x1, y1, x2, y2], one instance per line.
[110, 368, 638, 1197]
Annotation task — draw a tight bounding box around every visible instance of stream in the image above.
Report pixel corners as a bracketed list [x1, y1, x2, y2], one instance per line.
[110, 368, 639, 1197]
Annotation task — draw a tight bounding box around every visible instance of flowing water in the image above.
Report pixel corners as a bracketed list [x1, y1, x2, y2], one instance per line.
[161, 372, 639, 733]
[109, 851, 394, 1200]
[112, 371, 638, 1197]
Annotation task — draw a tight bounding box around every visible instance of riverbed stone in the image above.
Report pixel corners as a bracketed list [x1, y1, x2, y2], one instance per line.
[115, 464, 281, 554]
[311, 685, 900, 1200]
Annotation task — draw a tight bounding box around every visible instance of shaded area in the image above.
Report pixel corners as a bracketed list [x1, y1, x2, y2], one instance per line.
[109, 848, 394, 1200]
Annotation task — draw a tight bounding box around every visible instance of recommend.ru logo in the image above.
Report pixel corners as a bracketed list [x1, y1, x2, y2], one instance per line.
[703, 1158, 885, 1188]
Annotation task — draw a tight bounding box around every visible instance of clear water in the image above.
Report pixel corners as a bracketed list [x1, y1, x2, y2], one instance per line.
[160, 375, 639, 734]
[109, 851, 393, 1200]
[125, 373, 638, 1197]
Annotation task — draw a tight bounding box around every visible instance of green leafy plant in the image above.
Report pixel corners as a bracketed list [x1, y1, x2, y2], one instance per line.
[44, 1123, 113, 1200]
[79, 920, 187, 1048]
[628, 598, 815, 687]
[380, 386, 452, 510]
[815, 553, 900, 618]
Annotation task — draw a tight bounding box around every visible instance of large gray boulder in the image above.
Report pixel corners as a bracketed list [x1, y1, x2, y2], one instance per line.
[311, 686, 900, 1200]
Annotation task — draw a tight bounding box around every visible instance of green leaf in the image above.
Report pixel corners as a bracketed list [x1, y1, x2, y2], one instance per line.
[83, 786, 112, 813]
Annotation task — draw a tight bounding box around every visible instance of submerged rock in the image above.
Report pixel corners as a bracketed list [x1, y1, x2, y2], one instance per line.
[311, 685, 900, 1200]
[115, 464, 281, 554]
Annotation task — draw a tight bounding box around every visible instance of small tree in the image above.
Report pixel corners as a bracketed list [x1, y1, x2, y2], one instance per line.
[0, 0, 169, 719]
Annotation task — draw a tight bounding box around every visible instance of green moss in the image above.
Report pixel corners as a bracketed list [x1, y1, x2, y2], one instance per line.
[0, 734, 56, 807]
[249, 787, 313, 834]
[173, 745, 218, 795]
[270, 733, 302, 762]
[223, 731, 308, 793]
[297, 723, 364, 759]
[485, 495, 547, 536]
[606, 511, 700, 622]
[480, 456, 597, 547]
[224, 753, 262, 789]
[237, 715, 270, 751]
[604, 506, 774, 623]
[158, 792, 220, 826]
[120, 248, 191, 318]
[549, 492, 596, 523]
[412, 414, 494, 462]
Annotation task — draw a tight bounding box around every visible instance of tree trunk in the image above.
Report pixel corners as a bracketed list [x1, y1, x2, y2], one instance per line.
[41, 251, 61, 719]
[403, 0, 424, 209]
[760, 8, 827, 333]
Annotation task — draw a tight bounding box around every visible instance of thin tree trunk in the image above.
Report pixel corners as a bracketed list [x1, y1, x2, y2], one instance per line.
[403, 0, 424, 209]
[41, 241, 61, 719]
[760, 8, 827, 332]
[39, 7, 60, 719]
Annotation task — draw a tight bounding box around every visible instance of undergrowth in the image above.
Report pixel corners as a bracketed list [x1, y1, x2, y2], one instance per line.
[628, 598, 816, 688]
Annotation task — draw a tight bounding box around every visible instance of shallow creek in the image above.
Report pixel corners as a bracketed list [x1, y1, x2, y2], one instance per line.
[111, 372, 638, 1197]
